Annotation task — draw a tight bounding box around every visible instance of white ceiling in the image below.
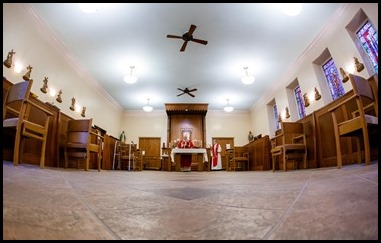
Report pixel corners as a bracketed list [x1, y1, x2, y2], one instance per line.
[29, 3, 342, 111]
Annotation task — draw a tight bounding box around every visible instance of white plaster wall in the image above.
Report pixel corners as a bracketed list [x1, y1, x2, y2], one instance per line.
[250, 103, 271, 138]
[206, 110, 252, 146]
[119, 110, 168, 146]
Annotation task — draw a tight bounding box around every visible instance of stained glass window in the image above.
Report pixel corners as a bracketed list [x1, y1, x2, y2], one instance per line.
[322, 58, 345, 100]
[273, 104, 280, 130]
[294, 85, 306, 119]
[357, 20, 378, 74]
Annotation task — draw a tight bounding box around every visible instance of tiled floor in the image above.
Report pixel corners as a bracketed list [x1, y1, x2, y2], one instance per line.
[3, 160, 378, 240]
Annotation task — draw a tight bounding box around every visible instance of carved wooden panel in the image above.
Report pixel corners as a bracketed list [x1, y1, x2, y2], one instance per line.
[102, 135, 118, 170]
[57, 112, 73, 168]
[298, 113, 317, 169]
[245, 135, 271, 171]
[170, 115, 204, 144]
[165, 103, 208, 115]
[166, 103, 207, 148]
[161, 148, 172, 171]
[315, 91, 355, 167]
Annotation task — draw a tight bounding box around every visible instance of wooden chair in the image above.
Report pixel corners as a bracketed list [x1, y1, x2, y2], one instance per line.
[119, 143, 136, 170]
[3, 79, 53, 168]
[328, 74, 378, 168]
[118, 143, 143, 171]
[226, 149, 234, 171]
[133, 150, 143, 171]
[226, 148, 249, 171]
[64, 118, 103, 171]
[271, 122, 307, 172]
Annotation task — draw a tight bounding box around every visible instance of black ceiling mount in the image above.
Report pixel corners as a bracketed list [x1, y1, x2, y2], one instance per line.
[167, 24, 208, 52]
[177, 87, 197, 97]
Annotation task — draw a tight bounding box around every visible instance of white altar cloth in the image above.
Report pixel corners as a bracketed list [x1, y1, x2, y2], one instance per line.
[170, 148, 208, 163]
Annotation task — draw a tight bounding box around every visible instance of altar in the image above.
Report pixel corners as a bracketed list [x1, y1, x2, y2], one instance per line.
[170, 148, 209, 172]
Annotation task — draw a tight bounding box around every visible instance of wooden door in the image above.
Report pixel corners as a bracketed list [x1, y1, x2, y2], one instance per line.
[139, 137, 161, 170]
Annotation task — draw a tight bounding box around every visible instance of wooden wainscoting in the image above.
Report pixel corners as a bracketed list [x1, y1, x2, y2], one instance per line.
[245, 135, 271, 171]
[102, 135, 119, 170]
[298, 113, 317, 169]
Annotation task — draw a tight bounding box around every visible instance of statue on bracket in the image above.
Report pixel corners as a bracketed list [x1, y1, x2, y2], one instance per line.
[56, 90, 62, 103]
[3, 49, 16, 68]
[354, 57, 364, 72]
[70, 97, 76, 111]
[23, 65, 33, 81]
[40, 77, 48, 93]
[81, 107, 86, 117]
[248, 131, 254, 142]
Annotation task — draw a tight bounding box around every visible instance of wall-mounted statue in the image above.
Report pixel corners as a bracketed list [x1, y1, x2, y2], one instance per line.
[23, 65, 33, 81]
[70, 97, 76, 111]
[3, 49, 16, 68]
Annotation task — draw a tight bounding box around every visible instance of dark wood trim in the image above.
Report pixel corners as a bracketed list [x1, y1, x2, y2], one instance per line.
[165, 103, 208, 116]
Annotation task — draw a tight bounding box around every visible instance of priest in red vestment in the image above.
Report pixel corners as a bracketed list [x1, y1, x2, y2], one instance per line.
[211, 139, 222, 170]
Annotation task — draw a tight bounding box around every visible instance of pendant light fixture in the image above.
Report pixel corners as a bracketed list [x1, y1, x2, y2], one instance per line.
[79, 3, 101, 13]
[143, 99, 153, 112]
[281, 3, 302, 16]
[124, 66, 138, 84]
[241, 67, 255, 85]
[223, 99, 234, 112]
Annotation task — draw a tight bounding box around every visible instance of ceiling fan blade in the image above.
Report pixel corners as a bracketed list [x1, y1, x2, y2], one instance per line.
[188, 24, 197, 36]
[187, 92, 195, 98]
[167, 34, 183, 39]
[177, 92, 185, 97]
[180, 41, 188, 52]
[177, 88, 184, 91]
[188, 88, 197, 92]
[191, 38, 208, 45]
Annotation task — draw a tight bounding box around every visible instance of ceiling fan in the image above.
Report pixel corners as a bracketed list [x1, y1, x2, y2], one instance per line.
[167, 24, 208, 52]
[177, 88, 197, 97]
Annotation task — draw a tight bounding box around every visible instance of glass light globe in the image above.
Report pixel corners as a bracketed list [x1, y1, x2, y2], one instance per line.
[79, 3, 100, 13]
[124, 75, 137, 84]
[143, 105, 153, 112]
[224, 106, 234, 112]
[281, 3, 302, 16]
[241, 75, 255, 85]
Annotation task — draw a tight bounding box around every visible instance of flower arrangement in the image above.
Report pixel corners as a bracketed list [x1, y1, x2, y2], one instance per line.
[172, 139, 180, 148]
[192, 139, 202, 148]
